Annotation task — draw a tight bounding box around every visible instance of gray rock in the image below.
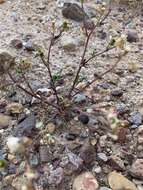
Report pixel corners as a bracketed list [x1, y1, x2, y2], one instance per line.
[0, 50, 15, 74]
[99, 187, 112, 190]
[48, 167, 64, 185]
[14, 114, 36, 137]
[78, 114, 89, 124]
[127, 31, 139, 43]
[74, 93, 86, 104]
[97, 153, 108, 162]
[111, 88, 123, 97]
[128, 111, 142, 126]
[116, 103, 129, 114]
[62, 3, 89, 22]
[23, 41, 35, 51]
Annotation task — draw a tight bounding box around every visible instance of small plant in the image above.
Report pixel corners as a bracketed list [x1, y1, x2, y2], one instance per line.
[4, 2, 129, 121]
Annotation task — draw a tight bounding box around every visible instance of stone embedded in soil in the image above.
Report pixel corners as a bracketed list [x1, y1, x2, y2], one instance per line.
[127, 31, 139, 43]
[73, 172, 99, 190]
[65, 133, 77, 141]
[79, 142, 95, 165]
[48, 167, 64, 185]
[117, 128, 128, 144]
[23, 41, 35, 51]
[99, 187, 112, 190]
[130, 159, 143, 180]
[60, 35, 79, 51]
[14, 114, 36, 137]
[128, 111, 142, 126]
[116, 103, 129, 114]
[0, 50, 15, 74]
[0, 114, 11, 129]
[78, 114, 89, 125]
[97, 153, 108, 162]
[10, 39, 23, 49]
[6, 102, 24, 114]
[111, 88, 123, 97]
[74, 94, 86, 104]
[108, 171, 138, 190]
[108, 155, 125, 171]
[62, 3, 89, 22]
[67, 151, 83, 170]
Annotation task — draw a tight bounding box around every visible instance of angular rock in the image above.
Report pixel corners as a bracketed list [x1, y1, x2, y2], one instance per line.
[108, 155, 125, 171]
[127, 31, 139, 43]
[97, 153, 108, 162]
[10, 39, 23, 49]
[79, 143, 95, 165]
[111, 88, 123, 97]
[23, 41, 35, 51]
[74, 94, 86, 104]
[0, 50, 15, 74]
[6, 103, 23, 114]
[0, 114, 11, 129]
[67, 151, 83, 170]
[130, 159, 143, 180]
[99, 187, 112, 190]
[15, 114, 36, 137]
[62, 3, 89, 22]
[73, 172, 99, 190]
[108, 171, 138, 190]
[48, 167, 64, 185]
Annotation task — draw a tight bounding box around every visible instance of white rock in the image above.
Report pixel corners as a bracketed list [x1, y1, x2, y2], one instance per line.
[7, 136, 24, 154]
[73, 172, 99, 190]
[61, 36, 80, 51]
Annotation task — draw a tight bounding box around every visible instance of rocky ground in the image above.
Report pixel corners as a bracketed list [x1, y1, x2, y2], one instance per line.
[0, 0, 143, 190]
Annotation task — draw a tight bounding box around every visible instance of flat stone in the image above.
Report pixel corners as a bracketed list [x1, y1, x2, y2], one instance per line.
[14, 114, 36, 137]
[73, 172, 99, 190]
[0, 114, 11, 129]
[0, 50, 15, 74]
[130, 159, 143, 180]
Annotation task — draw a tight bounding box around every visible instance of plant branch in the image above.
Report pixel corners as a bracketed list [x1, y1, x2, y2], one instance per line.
[40, 36, 61, 109]
[84, 46, 115, 65]
[72, 55, 122, 98]
[68, 29, 94, 97]
[7, 71, 59, 110]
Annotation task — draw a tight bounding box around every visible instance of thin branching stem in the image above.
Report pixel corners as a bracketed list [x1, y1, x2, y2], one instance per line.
[68, 29, 94, 97]
[7, 71, 59, 110]
[40, 35, 61, 109]
[68, 7, 112, 98]
[72, 55, 122, 98]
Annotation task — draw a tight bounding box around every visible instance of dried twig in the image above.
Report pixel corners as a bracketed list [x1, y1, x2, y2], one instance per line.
[72, 55, 122, 98]
[7, 71, 59, 110]
[68, 29, 95, 97]
[40, 34, 61, 109]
